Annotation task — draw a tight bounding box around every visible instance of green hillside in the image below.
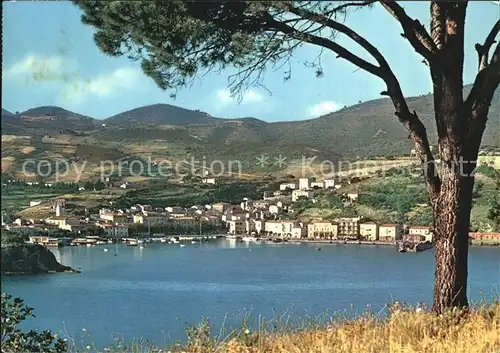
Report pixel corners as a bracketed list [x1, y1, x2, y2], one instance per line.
[2, 85, 498, 180]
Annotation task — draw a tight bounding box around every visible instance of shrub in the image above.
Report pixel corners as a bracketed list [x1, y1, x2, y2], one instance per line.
[1, 293, 66, 353]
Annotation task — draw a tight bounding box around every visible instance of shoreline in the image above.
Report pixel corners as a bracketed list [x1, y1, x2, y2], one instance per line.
[294, 239, 397, 246]
[39, 236, 499, 249]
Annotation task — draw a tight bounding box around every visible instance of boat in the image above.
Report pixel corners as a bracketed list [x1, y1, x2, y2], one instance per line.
[191, 241, 197, 244]
[86, 243, 92, 247]
[104, 248, 109, 252]
[180, 244, 186, 248]
[139, 245, 144, 249]
[398, 243, 407, 253]
[242, 236, 258, 243]
[226, 235, 243, 242]
[413, 241, 433, 252]
[137, 240, 144, 244]
[126, 240, 138, 246]
[160, 238, 167, 243]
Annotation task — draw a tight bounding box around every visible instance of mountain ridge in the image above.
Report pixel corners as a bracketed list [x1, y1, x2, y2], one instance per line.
[1, 85, 498, 180]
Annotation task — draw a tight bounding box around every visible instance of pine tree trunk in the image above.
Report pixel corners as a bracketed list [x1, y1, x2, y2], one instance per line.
[430, 56, 477, 313]
[432, 163, 474, 313]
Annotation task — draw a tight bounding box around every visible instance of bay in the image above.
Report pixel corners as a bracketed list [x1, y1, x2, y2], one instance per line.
[1, 240, 498, 348]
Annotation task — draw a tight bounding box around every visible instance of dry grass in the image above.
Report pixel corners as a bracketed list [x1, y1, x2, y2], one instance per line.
[21, 146, 36, 154]
[1, 157, 16, 172]
[207, 303, 500, 353]
[74, 302, 499, 353]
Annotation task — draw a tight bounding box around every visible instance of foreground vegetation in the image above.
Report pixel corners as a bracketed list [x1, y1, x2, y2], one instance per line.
[2, 292, 499, 353]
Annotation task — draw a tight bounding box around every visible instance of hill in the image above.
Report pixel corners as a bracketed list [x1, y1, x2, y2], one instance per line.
[1, 86, 498, 180]
[2, 106, 99, 136]
[273, 85, 499, 157]
[105, 103, 220, 126]
[2, 109, 15, 118]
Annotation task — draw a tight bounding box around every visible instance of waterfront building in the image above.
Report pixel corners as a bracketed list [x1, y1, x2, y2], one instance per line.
[408, 226, 433, 242]
[379, 224, 402, 241]
[307, 221, 339, 239]
[359, 221, 378, 240]
[227, 220, 246, 235]
[265, 220, 296, 237]
[99, 224, 129, 237]
[245, 219, 255, 235]
[335, 217, 361, 236]
[291, 226, 307, 239]
[253, 219, 265, 236]
[171, 216, 197, 228]
[133, 213, 169, 226]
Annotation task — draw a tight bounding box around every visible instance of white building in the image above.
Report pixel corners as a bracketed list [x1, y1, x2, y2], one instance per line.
[227, 220, 245, 235]
[279, 183, 297, 191]
[291, 226, 307, 239]
[269, 205, 280, 214]
[100, 224, 129, 237]
[265, 220, 297, 237]
[252, 219, 265, 235]
[346, 192, 360, 201]
[298, 178, 311, 190]
[324, 179, 335, 188]
[408, 226, 433, 242]
[165, 206, 185, 213]
[133, 213, 169, 225]
[292, 189, 314, 202]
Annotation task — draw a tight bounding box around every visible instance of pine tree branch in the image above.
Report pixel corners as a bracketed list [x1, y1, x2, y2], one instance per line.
[327, 1, 377, 15]
[379, 0, 439, 63]
[283, 3, 389, 70]
[466, 40, 500, 123]
[268, 12, 441, 199]
[475, 20, 500, 72]
[268, 16, 382, 77]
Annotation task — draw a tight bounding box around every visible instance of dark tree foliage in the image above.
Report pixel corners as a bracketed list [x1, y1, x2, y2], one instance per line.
[1, 293, 66, 353]
[74, 1, 500, 313]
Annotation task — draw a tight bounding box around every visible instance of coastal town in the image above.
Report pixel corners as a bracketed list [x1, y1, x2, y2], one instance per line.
[2, 175, 498, 251]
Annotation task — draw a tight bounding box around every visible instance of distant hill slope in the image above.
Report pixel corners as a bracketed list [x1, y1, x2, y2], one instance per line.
[271, 85, 499, 157]
[2, 106, 99, 136]
[2, 86, 498, 179]
[2, 109, 15, 118]
[105, 103, 220, 126]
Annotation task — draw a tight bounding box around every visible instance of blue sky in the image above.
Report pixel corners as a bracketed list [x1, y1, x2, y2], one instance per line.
[2, 1, 499, 121]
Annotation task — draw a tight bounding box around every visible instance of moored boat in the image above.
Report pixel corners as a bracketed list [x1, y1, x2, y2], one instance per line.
[242, 236, 258, 243]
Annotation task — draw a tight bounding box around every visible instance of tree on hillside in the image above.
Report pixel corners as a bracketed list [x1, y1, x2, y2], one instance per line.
[75, 1, 499, 313]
